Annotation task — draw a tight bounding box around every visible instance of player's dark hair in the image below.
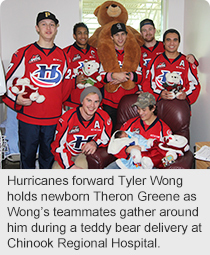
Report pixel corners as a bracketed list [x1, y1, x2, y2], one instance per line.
[73, 22, 89, 35]
[163, 29, 181, 43]
[149, 105, 157, 115]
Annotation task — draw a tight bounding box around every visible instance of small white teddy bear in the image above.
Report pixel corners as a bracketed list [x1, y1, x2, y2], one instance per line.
[74, 60, 102, 89]
[163, 72, 183, 99]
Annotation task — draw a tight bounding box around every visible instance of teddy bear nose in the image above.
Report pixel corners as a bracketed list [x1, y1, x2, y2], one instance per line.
[111, 4, 117, 8]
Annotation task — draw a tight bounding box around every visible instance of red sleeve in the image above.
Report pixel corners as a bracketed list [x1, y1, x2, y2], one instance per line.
[51, 113, 75, 169]
[183, 63, 201, 105]
[2, 94, 22, 111]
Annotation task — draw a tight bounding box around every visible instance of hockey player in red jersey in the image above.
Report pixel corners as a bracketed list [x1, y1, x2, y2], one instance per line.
[140, 19, 198, 73]
[140, 19, 165, 69]
[99, 23, 143, 129]
[105, 92, 171, 169]
[51, 87, 112, 169]
[63, 22, 102, 108]
[142, 29, 200, 105]
[2, 11, 73, 169]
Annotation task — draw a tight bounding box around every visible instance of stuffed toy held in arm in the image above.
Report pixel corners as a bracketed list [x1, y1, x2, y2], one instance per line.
[139, 134, 190, 169]
[88, 1, 144, 92]
[73, 60, 102, 89]
[163, 72, 183, 99]
[11, 77, 45, 103]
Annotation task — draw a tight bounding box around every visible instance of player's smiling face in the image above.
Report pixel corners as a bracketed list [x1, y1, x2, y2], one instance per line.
[137, 106, 155, 123]
[164, 33, 180, 54]
[36, 19, 58, 40]
[111, 31, 127, 50]
[141, 24, 156, 43]
[74, 27, 89, 49]
[80, 93, 100, 120]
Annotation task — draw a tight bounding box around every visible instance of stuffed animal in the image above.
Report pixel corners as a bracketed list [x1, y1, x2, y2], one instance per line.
[163, 72, 183, 99]
[138, 134, 190, 169]
[74, 60, 102, 89]
[11, 77, 45, 103]
[88, 1, 144, 92]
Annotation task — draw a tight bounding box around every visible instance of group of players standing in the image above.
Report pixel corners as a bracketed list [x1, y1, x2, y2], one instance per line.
[2, 11, 200, 169]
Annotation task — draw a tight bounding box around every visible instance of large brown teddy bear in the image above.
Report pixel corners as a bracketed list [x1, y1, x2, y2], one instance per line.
[88, 1, 144, 93]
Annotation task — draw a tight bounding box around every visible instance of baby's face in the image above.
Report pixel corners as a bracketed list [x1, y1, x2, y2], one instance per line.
[121, 131, 128, 138]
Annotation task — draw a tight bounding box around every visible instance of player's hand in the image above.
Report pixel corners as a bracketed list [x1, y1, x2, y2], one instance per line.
[110, 79, 121, 85]
[176, 91, 186, 100]
[16, 93, 32, 106]
[160, 90, 174, 100]
[111, 72, 130, 83]
[186, 54, 195, 64]
[81, 141, 97, 155]
[126, 145, 142, 154]
[76, 74, 86, 84]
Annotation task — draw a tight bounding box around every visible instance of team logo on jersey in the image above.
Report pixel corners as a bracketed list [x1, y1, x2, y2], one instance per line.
[68, 126, 80, 134]
[118, 60, 123, 68]
[67, 134, 97, 152]
[90, 50, 96, 59]
[143, 58, 151, 67]
[72, 54, 81, 62]
[143, 52, 148, 58]
[29, 55, 41, 64]
[30, 64, 62, 88]
[156, 62, 166, 69]
[107, 118, 112, 126]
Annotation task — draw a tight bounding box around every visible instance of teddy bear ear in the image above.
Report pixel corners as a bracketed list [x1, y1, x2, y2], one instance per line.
[94, 5, 101, 17]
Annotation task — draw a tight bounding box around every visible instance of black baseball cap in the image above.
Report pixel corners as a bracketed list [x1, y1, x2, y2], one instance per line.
[36, 11, 59, 25]
[111, 23, 127, 36]
[140, 18, 155, 30]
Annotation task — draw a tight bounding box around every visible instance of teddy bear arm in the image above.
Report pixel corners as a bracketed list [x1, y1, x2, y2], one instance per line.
[122, 36, 141, 70]
[127, 26, 144, 46]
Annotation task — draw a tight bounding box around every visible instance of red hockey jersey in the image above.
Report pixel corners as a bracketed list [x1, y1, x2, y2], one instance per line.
[116, 116, 172, 159]
[99, 49, 143, 109]
[51, 107, 112, 168]
[142, 52, 201, 104]
[140, 41, 164, 68]
[3, 42, 72, 125]
[63, 43, 102, 107]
